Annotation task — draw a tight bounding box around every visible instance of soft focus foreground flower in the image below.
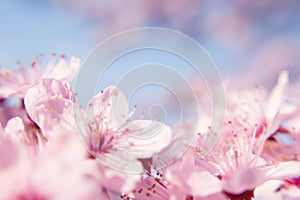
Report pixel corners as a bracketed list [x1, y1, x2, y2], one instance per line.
[0, 125, 110, 200]
[0, 127, 19, 170]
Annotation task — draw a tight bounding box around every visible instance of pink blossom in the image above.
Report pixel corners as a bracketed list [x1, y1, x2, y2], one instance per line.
[165, 122, 300, 199]
[0, 56, 79, 98]
[74, 86, 172, 173]
[0, 129, 110, 200]
[165, 149, 223, 198]
[225, 70, 290, 139]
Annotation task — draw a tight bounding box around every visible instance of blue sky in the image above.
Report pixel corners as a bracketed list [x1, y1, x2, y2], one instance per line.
[1, 0, 299, 73]
[0, 0, 91, 67]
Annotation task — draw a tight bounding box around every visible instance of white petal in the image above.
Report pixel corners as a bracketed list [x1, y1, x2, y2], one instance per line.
[262, 161, 300, 180]
[96, 150, 143, 174]
[73, 104, 89, 142]
[24, 86, 41, 122]
[118, 120, 172, 158]
[265, 70, 288, 122]
[187, 171, 222, 196]
[43, 56, 80, 81]
[4, 117, 25, 136]
[85, 86, 129, 129]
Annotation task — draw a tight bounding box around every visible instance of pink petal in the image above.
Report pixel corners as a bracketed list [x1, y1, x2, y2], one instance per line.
[96, 151, 143, 174]
[0, 136, 18, 169]
[262, 161, 300, 181]
[0, 69, 23, 98]
[265, 70, 288, 122]
[97, 162, 141, 193]
[187, 171, 222, 197]
[42, 56, 80, 82]
[4, 117, 25, 136]
[223, 165, 265, 194]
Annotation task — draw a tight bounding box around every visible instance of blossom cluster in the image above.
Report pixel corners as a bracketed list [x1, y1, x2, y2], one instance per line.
[0, 56, 300, 200]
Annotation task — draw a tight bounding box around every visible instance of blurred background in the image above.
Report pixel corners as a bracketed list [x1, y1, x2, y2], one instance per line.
[1, 0, 300, 83]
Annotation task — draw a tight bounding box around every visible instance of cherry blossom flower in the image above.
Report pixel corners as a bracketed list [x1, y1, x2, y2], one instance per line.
[0, 55, 79, 99]
[74, 86, 172, 173]
[165, 128, 300, 200]
[165, 121, 300, 199]
[225, 70, 290, 139]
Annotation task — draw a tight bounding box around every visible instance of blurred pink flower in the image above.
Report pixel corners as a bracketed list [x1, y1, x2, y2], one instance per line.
[0, 127, 110, 200]
[0, 56, 79, 98]
[0, 126, 19, 169]
[224, 71, 291, 141]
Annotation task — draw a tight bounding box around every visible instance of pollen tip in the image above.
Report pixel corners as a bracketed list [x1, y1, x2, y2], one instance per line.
[3, 71, 10, 76]
[31, 61, 36, 68]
